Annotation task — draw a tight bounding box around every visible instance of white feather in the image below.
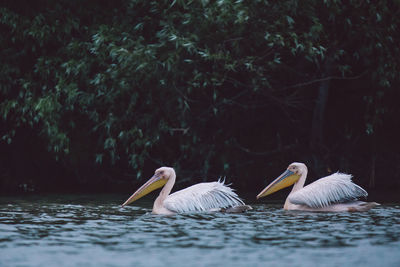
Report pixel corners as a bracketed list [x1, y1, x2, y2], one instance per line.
[288, 172, 368, 208]
[163, 179, 244, 213]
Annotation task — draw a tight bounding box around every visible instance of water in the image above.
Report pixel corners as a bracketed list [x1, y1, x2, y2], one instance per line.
[0, 194, 399, 267]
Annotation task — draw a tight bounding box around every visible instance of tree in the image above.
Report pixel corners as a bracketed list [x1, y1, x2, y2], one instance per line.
[1, 0, 399, 193]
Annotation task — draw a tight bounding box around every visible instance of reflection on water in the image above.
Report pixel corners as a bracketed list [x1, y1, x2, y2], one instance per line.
[0, 195, 399, 266]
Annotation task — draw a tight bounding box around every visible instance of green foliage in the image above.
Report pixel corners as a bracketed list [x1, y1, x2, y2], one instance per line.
[1, 0, 399, 191]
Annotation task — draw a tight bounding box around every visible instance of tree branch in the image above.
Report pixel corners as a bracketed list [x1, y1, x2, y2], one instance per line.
[282, 71, 368, 90]
[234, 142, 298, 156]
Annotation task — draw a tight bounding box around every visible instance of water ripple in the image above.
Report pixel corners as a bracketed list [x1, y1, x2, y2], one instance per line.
[0, 195, 399, 267]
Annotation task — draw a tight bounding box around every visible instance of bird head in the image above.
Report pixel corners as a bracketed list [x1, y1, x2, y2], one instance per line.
[256, 162, 306, 199]
[121, 167, 175, 207]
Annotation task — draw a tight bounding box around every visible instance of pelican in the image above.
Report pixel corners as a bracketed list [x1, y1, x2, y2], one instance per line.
[122, 167, 251, 215]
[257, 162, 379, 212]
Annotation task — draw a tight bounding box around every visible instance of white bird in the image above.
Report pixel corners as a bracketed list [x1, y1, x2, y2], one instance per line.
[257, 162, 379, 212]
[122, 167, 250, 215]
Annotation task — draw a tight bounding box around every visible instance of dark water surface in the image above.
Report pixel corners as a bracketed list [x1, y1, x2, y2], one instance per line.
[0, 194, 399, 267]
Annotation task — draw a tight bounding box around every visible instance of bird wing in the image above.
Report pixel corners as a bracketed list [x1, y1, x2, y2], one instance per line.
[163, 179, 244, 213]
[288, 172, 368, 208]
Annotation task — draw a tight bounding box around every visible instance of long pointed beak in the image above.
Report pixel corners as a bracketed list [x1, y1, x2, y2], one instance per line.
[257, 169, 300, 199]
[122, 174, 167, 207]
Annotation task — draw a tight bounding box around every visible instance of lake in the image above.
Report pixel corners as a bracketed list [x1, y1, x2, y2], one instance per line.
[0, 194, 399, 267]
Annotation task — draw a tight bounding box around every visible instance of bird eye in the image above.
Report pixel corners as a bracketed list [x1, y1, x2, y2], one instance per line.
[160, 171, 164, 175]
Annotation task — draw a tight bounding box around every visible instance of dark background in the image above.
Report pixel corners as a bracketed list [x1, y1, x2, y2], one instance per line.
[1, 0, 400, 200]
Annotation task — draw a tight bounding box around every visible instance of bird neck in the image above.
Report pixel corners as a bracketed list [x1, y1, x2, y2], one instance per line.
[154, 172, 176, 206]
[284, 170, 307, 209]
[292, 170, 307, 193]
